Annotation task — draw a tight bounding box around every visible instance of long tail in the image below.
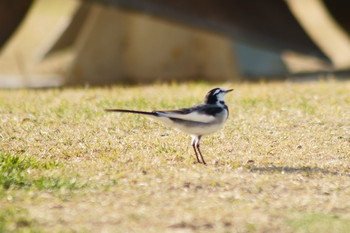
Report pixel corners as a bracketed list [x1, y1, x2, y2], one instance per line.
[105, 109, 158, 116]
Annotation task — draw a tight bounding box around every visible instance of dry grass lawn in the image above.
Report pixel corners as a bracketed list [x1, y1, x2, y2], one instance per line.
[1, 81, 350, 232]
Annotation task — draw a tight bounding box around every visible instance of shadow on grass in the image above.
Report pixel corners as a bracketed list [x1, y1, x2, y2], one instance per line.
[248, 166, 350, 177]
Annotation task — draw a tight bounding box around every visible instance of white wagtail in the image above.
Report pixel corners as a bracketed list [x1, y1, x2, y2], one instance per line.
[105, 88, 233, 165]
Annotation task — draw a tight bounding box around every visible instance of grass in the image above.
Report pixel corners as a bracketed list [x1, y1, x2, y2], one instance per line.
[0, 81, 350, 232]
[289, 212, 350, 233]
[0, 208, 42, 233]
[0, 153, 84, 190]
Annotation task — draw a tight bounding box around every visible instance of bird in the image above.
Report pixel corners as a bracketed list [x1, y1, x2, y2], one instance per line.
[105, 88, 233, 165]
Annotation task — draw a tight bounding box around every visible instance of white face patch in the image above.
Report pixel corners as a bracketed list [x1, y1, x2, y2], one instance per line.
[213, 88, 222, 96]
[216, 90, 227, 102]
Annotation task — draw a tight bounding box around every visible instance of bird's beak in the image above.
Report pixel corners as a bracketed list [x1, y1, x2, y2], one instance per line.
[225, 89, 234, 93]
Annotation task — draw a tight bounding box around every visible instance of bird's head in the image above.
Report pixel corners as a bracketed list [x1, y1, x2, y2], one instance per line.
[205, 88, 233, 104]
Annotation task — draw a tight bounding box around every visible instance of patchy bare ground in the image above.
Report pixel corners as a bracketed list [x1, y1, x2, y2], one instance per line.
[1, 81, 350, 232]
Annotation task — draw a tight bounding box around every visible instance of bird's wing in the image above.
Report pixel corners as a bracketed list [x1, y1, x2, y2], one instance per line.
[156, 105, 222, 123]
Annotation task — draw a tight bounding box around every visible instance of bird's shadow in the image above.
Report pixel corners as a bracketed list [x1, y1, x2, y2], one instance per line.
[248, 165, 350, 177]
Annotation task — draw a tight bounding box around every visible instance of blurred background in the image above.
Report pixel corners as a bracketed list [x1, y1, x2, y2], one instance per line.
[1, 0, 350, 87]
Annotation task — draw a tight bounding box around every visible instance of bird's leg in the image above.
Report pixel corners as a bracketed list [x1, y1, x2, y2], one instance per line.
[196, 136, 206, 165]
[191, 136, 201, 163]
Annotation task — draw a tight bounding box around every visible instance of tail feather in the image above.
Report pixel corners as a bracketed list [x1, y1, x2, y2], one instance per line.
[105, 109, 157, 116]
